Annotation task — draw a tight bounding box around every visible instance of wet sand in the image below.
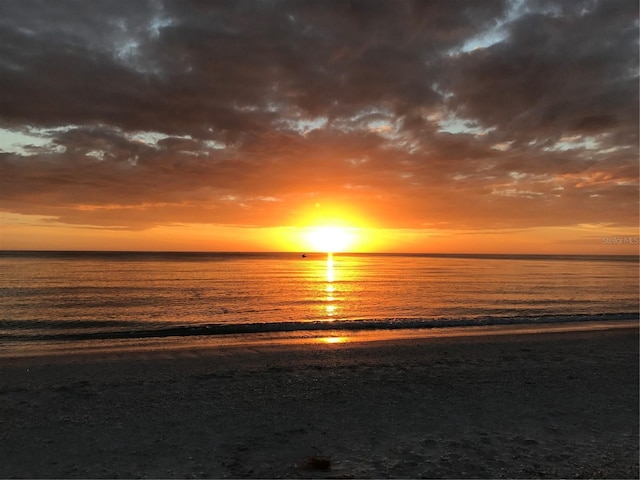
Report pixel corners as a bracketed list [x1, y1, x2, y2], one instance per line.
[0, 325, 638, 478]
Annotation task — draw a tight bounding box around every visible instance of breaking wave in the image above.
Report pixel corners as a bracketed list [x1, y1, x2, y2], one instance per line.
[3, 312, 637, 342]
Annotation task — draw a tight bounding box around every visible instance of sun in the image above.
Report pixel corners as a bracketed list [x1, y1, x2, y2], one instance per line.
[304, 226, 355, 253]
[273, 202, 379, 252]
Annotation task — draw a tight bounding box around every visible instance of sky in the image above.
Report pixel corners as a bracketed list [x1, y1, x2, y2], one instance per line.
[0, 0, 638, 254]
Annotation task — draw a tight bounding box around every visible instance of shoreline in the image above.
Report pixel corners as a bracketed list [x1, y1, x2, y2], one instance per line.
[1, 325, 638, 478]
[1, 318, 637, 364]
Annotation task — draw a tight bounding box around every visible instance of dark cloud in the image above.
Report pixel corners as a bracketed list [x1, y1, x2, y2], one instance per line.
[445, 0, 639, 145]
[0, 0, 637, 232]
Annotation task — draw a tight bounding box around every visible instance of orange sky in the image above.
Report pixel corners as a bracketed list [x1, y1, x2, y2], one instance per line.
[2, 212, 638, 254]
[0, 1, 638, 254]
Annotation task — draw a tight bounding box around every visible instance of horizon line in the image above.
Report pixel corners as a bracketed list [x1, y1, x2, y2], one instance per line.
[1, 249, 638, 258]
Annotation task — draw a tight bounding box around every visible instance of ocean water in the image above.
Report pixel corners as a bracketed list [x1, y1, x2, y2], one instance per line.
[0, 251, 638, 352]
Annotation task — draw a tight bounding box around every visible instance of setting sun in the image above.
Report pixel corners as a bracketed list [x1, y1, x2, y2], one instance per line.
[304, 226, 355, 253]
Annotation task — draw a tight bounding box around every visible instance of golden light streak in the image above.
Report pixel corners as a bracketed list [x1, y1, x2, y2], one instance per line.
[325, 253, 336, 316]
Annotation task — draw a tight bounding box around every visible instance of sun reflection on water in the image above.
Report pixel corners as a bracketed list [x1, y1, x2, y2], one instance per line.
[326, 252, 335, 282]
[325, 253, 336, 317]
[318, 336, 348, 344]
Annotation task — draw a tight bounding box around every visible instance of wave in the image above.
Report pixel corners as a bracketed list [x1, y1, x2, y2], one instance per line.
[3, 312, 637, 342]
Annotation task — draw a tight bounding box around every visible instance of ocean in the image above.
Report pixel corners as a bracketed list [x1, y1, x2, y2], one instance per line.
[0, 251, 638, 354]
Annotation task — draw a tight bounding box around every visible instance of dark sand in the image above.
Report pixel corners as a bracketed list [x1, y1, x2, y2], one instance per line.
[0, 324, 638, 479]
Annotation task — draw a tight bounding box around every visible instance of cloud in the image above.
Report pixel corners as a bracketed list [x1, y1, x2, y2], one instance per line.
[0, 0, 637, 233]
[444, 0, 638, 146]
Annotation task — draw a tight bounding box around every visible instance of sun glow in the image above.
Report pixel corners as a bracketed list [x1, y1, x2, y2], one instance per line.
[304, 226, 355, 253]
[267, 202, 386, 252]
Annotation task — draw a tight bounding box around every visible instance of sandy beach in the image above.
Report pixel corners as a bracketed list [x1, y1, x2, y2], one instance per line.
[0, 325, 638, 479]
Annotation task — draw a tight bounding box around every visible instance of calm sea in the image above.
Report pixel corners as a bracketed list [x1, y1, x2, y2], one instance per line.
[0, 251, 638, 353]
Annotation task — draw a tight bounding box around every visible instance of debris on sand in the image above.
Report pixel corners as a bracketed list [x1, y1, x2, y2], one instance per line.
[302, 455, 331, 471]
